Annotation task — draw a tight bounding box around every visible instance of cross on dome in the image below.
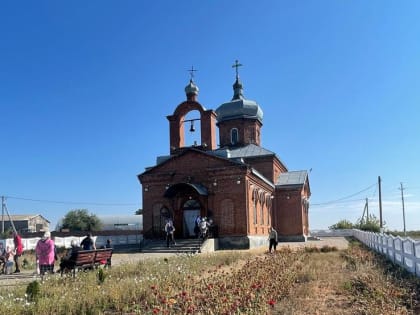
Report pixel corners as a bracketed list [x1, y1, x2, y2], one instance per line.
[188, 65, 198, 82]
[232, 60, 243, 80]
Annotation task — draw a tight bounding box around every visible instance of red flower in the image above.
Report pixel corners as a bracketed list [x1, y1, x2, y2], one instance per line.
[153, 308, 160, 314]
[268, 299, 276, 307]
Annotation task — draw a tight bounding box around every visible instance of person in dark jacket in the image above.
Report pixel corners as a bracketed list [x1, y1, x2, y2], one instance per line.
[58, 240, 81, 274]
[80, 233, 96, 250]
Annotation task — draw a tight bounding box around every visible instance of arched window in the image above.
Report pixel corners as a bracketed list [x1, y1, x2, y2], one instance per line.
[152, 204, 170, 235]
[231, 128, 239, 145]
[259, 191, 265, 225]
[220, 199, 234, 232]
[252, 189, 258, 225]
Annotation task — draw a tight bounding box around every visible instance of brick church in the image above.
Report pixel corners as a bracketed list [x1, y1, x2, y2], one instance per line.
[138, 63, 311, 248]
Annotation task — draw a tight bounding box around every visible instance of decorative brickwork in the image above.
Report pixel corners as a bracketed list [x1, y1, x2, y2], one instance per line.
[138, 76, 311, 247]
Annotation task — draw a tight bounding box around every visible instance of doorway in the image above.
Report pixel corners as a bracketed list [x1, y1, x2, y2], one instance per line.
[183, 209, 200, 238]
[182, 199, 201, 238]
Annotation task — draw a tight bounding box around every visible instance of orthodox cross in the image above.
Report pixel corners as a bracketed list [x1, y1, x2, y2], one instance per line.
[232, 59, 243, 79]
[188, 66, 197, 81]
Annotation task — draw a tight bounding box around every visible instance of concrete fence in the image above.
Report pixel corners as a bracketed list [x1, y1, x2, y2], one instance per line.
[353, 229, 420, 278]
[310, 229, 354, 237]
[0, 233, 143, 251]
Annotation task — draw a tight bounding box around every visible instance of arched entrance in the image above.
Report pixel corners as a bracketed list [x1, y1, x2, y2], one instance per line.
[164, 182, 208, 239]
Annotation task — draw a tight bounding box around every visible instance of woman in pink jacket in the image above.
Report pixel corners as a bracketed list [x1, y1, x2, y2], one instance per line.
[35, 231, 55, 275]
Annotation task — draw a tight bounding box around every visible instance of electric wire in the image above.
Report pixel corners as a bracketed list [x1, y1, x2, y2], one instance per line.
[311, 183, 377, 206]
[2, 195, 138, 207]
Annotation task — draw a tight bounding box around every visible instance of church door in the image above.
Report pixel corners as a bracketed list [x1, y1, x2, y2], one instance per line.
[182, 199, 201, 238]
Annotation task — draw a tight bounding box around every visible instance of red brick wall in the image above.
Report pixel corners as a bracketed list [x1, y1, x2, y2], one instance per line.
[217, 119, 262, 147]
[273, 190, 304, 237]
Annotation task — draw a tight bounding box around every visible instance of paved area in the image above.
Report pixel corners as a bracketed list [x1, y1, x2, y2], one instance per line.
[0, 237, 349, 287]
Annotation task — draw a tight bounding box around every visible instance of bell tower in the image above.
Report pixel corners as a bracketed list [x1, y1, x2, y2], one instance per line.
[167, 69, 217, 154]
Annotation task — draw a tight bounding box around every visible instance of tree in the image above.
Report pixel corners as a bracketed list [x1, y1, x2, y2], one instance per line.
[329, 219, 354, 230]
[61, 209, 102, 232]
[356, 214, 382, 233]
[329, 215, 383, 233]
[135, 208, 143, 215]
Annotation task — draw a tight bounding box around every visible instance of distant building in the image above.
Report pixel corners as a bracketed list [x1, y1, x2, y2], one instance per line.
[1, 214, 50, 233]
[138, 65, 311, 249]
[97, 215, 143, 231]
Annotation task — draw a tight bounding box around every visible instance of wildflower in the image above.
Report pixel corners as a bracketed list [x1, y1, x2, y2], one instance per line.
[168, 298, 177, 305]
[153, 307, 160, 314]
[268, 299, 276, 307]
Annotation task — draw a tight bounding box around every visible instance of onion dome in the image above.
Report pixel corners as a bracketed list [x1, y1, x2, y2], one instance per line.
[185, 79, 199, 96]
[216, 77, 263, 124]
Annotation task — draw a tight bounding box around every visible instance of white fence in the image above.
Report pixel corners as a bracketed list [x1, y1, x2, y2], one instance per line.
[0, 234, 143, 251]
[353, 229, 420, 278]
[310, 229, 354, 237]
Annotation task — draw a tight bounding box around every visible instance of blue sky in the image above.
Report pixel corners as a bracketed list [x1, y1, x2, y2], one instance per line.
[1, 1, 419, 231]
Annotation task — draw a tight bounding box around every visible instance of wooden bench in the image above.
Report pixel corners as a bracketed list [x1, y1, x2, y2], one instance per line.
[64, 248, 113, 277]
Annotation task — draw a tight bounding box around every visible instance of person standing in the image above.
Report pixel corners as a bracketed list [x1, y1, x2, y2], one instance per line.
[268, 227, 278, 253]
[0, 242, 6, 273]
[80, 233, 96, 250]
[194, 215, 201, 237]
[165, 219, 176, 247]
[35, 231, 55, 275]
[4, 245, 15, 274]
[12, 231, 23, 273]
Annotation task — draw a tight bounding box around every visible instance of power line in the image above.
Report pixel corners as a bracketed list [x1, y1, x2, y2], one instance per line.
[311, 183, 377, 206]
[310, 198, 366, 207]
[2, 195, 138, 207]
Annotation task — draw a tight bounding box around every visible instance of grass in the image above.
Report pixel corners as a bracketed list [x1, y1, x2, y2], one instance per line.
[1, 241, 419, 314]
[274, 239, 420, 315]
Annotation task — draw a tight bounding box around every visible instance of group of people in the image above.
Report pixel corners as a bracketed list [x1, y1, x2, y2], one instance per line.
[35, 232, 108, 275]
[163, 215, 215, 248]
[194, 215, 212, 239]
[0, 231, 112, 276]
[0, 232, 24, 274]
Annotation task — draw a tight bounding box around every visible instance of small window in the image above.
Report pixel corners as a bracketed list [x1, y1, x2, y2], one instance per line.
[231, 128, 239, 145]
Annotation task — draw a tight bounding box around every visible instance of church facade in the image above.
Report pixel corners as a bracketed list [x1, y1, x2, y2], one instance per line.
[138, 66, 310, 248]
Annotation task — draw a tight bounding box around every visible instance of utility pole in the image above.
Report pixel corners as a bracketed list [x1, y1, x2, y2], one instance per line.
[378, 176, 383, 231]
[399, 182, 406, 236]
[366, 198, 369, 220]
[1, 196, 4, 233]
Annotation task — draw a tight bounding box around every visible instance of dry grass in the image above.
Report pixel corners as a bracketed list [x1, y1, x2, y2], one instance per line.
[273, 239, 420, 315]
[1, 240, 419, 314]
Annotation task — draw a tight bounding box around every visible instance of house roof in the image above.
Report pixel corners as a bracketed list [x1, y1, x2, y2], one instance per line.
[2, 214, 50, 223]
[276, 171, 308, 188]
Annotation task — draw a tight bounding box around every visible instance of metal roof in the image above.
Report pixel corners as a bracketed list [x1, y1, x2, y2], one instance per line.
[211, 144, 275, 159]
[276, 170, 308, 187]
[215, 98, 263, 124]
[97, 215, 143, 225]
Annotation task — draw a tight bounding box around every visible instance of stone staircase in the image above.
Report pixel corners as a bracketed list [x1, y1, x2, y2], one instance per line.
[140, 238, 203, 254]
